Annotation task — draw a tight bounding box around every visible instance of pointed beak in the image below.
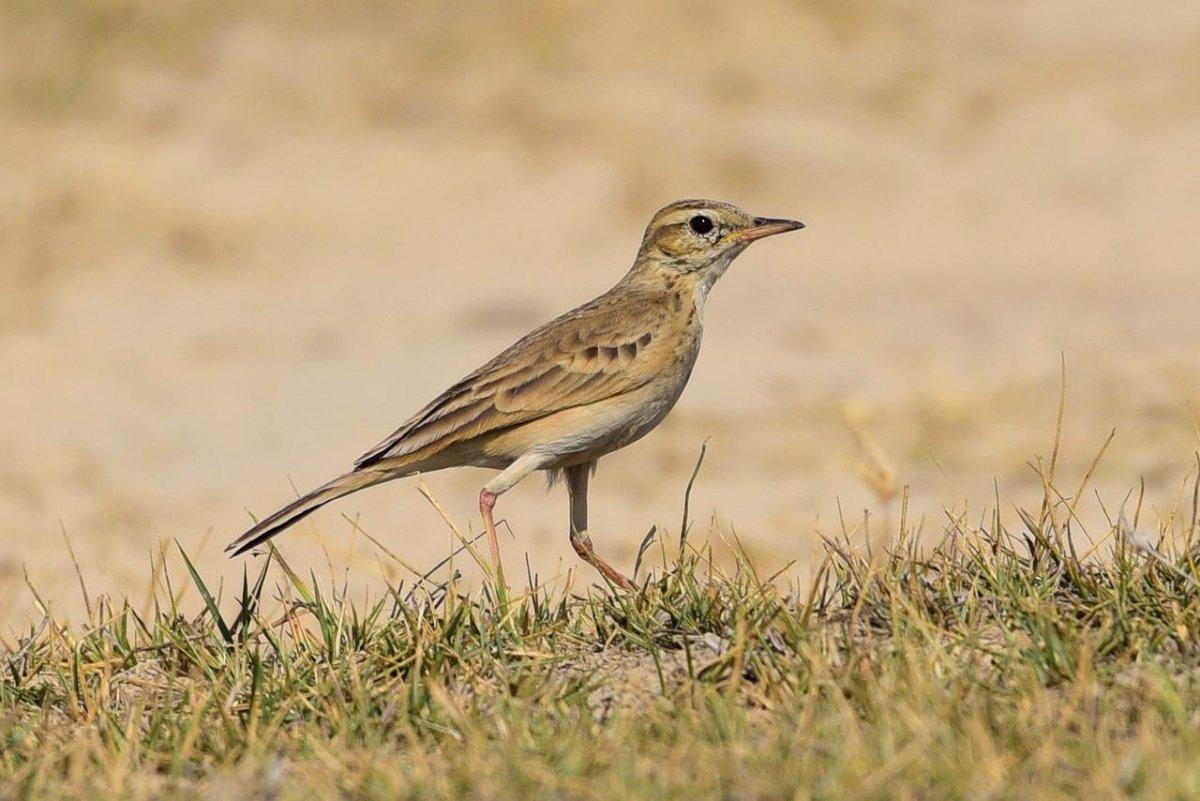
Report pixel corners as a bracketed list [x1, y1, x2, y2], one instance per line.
[730, 216, 806, 244]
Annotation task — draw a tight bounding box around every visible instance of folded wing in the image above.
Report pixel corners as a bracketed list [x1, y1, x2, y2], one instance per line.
[353, 290, 669, 470]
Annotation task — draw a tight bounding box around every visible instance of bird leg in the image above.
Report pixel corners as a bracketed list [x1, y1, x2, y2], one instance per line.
[480, 453, 549, 601]
[478, 488, 506, 595]
[565, 463, 636, 591]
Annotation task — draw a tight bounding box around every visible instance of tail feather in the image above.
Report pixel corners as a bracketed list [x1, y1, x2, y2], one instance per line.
[227, 471, 384, 556]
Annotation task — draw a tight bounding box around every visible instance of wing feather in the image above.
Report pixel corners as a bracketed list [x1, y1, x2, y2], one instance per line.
[352, 289, 669, 470]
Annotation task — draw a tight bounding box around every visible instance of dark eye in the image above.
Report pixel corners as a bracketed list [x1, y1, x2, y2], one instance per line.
[689, 215, 714, 235]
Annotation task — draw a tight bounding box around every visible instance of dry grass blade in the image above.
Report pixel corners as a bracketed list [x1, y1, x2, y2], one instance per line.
[679, 440, 708, 550]
[59, 522, 91, 619]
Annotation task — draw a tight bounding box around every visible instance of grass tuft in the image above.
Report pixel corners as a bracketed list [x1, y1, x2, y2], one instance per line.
[5, 461, 1200, 798]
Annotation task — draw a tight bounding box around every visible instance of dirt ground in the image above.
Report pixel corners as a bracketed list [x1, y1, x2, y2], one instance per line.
[2, 1, 1199, 627]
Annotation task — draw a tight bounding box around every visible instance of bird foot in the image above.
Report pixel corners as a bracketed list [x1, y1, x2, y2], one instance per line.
[570, 534, 636, 591]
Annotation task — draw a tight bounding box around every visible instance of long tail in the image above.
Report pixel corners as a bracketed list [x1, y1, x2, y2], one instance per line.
[226, 470, 386, 556]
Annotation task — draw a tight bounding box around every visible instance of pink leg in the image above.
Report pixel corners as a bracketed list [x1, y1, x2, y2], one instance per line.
[570, 534, 636, 591]
[479, 489, 508, 593]
[565, 463, 636, 591]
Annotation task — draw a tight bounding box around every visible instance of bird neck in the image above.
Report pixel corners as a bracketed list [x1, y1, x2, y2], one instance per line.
[618, 250, 738, 302]
[617, 261, 702, 302]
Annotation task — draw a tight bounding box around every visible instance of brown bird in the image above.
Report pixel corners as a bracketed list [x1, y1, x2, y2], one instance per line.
[227, 200, 803, 590]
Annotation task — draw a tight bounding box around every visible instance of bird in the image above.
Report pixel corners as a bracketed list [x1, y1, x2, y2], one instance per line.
[226, 199, 804, 590]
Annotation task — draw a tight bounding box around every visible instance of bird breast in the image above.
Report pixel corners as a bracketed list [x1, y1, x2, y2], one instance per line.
[474, 287, 706, 468]
[543, 310, 703, 463]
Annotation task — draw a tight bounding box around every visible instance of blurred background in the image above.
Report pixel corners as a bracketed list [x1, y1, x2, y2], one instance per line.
[2, 1, 1199, 626]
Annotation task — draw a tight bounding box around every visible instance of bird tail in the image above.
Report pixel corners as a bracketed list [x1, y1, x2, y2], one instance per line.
[226, 470, 385, 557]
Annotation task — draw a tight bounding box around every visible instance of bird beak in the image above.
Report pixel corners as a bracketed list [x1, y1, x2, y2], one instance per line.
[729, 217, 806, 244]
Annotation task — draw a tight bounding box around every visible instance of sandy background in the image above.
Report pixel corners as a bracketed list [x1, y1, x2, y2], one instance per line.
[2, 1, 1199, 627]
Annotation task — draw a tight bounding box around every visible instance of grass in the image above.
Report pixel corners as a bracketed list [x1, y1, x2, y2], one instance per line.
[5, 442, 1200, 800]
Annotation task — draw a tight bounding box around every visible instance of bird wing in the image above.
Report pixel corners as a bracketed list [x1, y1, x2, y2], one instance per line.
[352, 289, 673, 470]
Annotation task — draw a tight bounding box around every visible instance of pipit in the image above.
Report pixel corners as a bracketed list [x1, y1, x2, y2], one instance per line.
[227, 200, 803, 590]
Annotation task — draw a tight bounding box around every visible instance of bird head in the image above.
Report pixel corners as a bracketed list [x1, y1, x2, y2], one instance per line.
[630, 199, 804, 291]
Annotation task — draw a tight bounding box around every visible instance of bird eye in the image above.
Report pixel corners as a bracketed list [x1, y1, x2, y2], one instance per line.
[689, 215, 714, 235]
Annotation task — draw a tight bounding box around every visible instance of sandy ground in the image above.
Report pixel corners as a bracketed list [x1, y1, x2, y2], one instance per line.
[2, 1, 1199, 627]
